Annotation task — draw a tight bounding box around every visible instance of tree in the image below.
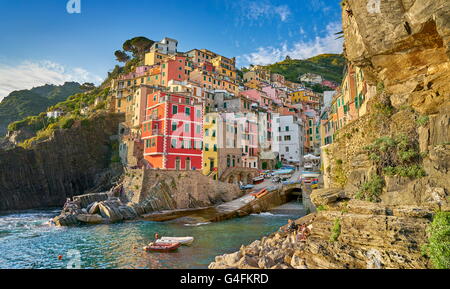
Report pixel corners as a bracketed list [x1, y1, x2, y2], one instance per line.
[114, 50, 130, 63]
[130, 37, 155, 57]
[121, 37, 155, 59]
[123, 40, 133, 53]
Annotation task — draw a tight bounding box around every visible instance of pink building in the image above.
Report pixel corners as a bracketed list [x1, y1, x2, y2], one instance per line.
[322, 80, 339, 90]
[240, 89, 272, 108]
[262, 85, 282, 106]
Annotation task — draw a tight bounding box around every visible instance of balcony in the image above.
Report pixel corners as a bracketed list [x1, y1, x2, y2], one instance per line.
[144, 115, 162, 121]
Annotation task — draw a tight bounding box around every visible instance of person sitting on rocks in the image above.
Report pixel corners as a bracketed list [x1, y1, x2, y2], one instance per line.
[297, 224, 311, 241]
[287, 219, 298, 232]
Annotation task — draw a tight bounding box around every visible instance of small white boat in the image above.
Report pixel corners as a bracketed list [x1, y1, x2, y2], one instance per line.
[155, 236, 194, 246]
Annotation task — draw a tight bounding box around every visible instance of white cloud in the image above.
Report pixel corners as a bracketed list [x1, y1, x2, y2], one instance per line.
[237, 1, 292, 24]
[239, 22, 343, 66]
[0, 61, 103, 101]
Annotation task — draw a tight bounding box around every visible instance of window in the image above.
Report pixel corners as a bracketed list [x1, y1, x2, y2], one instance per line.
[196, 125, 201, 134]
[185, 140, 191, 149]
[184, 123, 190, 133]
[185, 107, 191, 116]
[205, 143, 209, 151]
[213, 144, 217, 152]
[285, 126, 289, 132]
[205, 129, 209, 137]
[171, 139, 177, 148]
[196, 109, 201, 118]
[285, 146, 289, 152]
[172, 105, 178, 115]
[284, 135, 291, 141]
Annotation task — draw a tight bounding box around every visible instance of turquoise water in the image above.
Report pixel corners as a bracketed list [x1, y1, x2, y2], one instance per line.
[0, 206, 303, 269]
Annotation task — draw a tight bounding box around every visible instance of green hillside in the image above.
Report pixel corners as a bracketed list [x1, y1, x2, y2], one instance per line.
[0, 82, 85, 136]
[265, 54, 346, 84]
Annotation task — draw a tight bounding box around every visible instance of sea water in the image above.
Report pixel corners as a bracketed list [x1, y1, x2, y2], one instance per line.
[0, 203, 304, 269]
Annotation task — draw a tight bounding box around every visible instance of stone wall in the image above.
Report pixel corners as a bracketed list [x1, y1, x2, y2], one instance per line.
[122, 169, 243, 213]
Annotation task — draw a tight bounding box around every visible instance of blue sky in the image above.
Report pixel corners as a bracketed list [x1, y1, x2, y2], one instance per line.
[0, 0, 343, 100]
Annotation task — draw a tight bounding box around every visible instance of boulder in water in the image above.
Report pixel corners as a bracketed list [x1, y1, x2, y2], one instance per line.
[118, 206, 137, 220]
[53, 214, 79, 227]
[76, 214, 103, 224]
[88, 202, 101, 215]
[98, 202, 124, 223]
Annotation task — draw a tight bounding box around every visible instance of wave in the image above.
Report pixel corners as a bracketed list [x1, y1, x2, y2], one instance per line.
[251, 212, 291, 217]
[251, 212, 275, 216]
[184, 222, 211, 227]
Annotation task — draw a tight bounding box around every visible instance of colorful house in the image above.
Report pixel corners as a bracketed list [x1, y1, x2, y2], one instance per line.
[141, 91, 203, 170]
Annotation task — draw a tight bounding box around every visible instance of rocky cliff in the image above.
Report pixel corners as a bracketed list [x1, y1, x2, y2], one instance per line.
[0, 112, 124, 211]
[210, 0, 449, 269]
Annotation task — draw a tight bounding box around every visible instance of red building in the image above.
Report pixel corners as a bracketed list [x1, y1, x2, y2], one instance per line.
[141, 91, 203, 170]
[161, 55, 191, 86]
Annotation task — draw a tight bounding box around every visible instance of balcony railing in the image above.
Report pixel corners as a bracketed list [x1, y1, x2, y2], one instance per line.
[144, 115, 162, 121]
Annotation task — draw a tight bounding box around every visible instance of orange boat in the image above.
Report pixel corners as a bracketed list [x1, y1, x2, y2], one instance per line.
[256, 190, 269, 199]
[251, 189, 267, 197]
[143, 242, 181, 253]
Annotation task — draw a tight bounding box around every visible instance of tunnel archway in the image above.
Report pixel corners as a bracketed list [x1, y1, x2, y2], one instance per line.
[284, 187, 303, 202]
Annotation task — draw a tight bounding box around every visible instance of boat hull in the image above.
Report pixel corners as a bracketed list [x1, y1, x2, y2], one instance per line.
[144, 242, 181, 252]
[156, 237, 194, 246]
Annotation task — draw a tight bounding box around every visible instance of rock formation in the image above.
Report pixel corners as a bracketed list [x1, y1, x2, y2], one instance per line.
[210, 0, 450, 269]
[53, 169, 243, 226]
[0, 112, 124, 211]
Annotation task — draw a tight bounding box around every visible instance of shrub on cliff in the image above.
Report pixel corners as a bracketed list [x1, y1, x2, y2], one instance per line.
[422, 211, 450, 269]
[329, 218, 341, 242]
[355, 174, 384, 202]
[60, 117, 75, 129]
[364, 134, 426, 179]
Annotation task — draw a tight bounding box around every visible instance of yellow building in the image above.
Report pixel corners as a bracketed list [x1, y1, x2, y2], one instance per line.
[289, 89, 320, 105]
[244, 79, 263, 90]
[243, 69, 270, 83]
[211, 55, 237, 80]
[289, 90, 306, 104]
[202, 112, 219, 178]
[144, 51, 170, 66]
